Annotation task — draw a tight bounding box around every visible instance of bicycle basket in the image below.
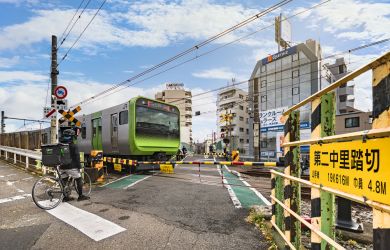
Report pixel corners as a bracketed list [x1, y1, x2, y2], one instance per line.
[41, 143, 72, 167]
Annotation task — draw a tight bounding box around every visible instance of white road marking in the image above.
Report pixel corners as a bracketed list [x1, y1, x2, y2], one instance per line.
[214, 157, 242, 209]
[0, 194, 31, 204]
[225, 167, 271, 206]
[47, 202, 126, 241]
[5, 174, 16, 177]
[22, 177, 33, 181]
[124, 175, 151, 189]
[101, 174, 132, 187]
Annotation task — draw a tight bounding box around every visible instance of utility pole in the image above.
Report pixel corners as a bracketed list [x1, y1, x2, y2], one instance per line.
[1, 111, 5, 134]
[50, 35, 58, 144]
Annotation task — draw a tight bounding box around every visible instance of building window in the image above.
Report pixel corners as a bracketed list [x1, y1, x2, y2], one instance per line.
[246, 139, 249, 143]
[292, 70, 299, 78]
[246, 129, 249, 134]
[240, 139, 244, 143]
[239, 105, 244, 110]
[239, 94, 244, 99]
[292, 86, 300, 95]
[119, 111, 128, 125]
[261, 141, 268, 148]
[261, 65, 266, 72]
[345, 117, 359, 128]
[339, 65, 344, 74]
[339, 95, 347, 102]
[292, 53, 299, 62]
[246, 118, 249, 124]
[239, 127, 244, 132]
[340, 83, 346, 88]
[239, 116, 244, 121]
[261, 95, 267, 103]
[81, 126, 86, 139]
[261, 80, 267, 88]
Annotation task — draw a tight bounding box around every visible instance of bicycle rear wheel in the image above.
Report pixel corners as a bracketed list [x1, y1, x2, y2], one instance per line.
[75, 172, 92, 196]
[32, 176, 63, 210]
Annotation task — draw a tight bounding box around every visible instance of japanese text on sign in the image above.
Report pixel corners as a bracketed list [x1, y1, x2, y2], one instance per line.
[310, 137, 390, 205]
[259, 107, 287, 128]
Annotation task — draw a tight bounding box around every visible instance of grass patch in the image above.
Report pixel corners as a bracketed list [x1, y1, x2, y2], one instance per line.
[247, 208, 278, 250]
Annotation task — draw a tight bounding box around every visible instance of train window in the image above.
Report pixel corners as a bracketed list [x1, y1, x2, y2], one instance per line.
[119, 111, 128, 125]
[81, 126, 86, 139]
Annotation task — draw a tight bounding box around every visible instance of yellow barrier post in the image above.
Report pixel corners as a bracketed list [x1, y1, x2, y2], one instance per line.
[372, 56, 390, 249]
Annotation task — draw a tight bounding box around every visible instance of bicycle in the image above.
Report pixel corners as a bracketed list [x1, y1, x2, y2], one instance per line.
[32, 165, 91, 210]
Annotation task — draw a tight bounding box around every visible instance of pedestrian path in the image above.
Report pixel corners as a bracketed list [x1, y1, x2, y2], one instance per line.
[221, 165, 270, 208]
[103, 174, 150, 189]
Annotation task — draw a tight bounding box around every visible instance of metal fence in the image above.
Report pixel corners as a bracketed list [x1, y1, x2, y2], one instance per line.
[270, 51, 390, 249]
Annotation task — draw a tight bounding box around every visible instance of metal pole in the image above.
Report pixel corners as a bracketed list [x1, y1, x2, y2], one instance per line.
[1, 111, 4, 134]
[50, 35, 58, 144]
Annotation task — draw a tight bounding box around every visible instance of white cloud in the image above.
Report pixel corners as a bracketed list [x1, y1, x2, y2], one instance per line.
[297, 0, 390, 42]
[192, 67, 245, 81]
[0, 1, 268, 51]
[0, 56, 19, 68]
[0, 70, 48, 83]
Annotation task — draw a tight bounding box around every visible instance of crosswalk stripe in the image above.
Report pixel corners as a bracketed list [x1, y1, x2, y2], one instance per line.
[47, 202, 126, 241]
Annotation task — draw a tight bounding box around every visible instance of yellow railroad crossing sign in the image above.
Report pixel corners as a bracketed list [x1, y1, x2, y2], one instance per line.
[310, 137, 390, 205]
[59, 106, 81, 127]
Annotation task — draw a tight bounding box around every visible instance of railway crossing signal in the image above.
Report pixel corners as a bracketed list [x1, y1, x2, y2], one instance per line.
[59, 106, 81, 127]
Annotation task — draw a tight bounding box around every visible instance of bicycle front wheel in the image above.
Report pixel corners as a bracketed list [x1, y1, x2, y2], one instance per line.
[75, 172, 92, 196]
[32, 176, 63, 210]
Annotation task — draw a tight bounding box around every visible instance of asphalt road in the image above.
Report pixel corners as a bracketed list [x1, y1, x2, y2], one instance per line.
[0, 156, 270, 249]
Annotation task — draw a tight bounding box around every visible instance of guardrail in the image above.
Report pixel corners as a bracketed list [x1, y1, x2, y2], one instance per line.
[0, 145, 54, 175]
[271, 51, 390, 250]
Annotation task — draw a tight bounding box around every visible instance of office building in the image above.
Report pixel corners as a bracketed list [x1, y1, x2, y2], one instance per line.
[155, 83, 193, 146]
[248, 39, 327, 160]
[217, 86, 249, 154]
[324, 58, 355, 114]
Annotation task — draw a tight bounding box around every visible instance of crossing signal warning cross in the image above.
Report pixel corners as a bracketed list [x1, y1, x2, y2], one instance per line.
[59, 106, 81, 127]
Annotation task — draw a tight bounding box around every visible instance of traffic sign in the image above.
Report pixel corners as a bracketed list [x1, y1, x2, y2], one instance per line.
[59, 106, 81, 127]
[54, 86, 67, 99]
[310, 137, 390, 205]
[56, 99, 68, 111]
[43, 107, 56, 118]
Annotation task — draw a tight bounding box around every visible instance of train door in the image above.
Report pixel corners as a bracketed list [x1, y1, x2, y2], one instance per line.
[111, 113, 118, 152]
[92, 118, 102, 150]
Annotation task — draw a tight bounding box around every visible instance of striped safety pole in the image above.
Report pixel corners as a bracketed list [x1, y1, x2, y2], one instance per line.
[283, 113, 291, 248]
[271, 171, 276, 226]
[283, 110, 301, 249]
[310, 97, 322, 250]
[372, 57, 390, 250]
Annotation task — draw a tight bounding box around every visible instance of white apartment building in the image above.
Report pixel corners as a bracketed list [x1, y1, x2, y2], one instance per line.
[155, 83, 192, 146]
[217, 86, 249, 154]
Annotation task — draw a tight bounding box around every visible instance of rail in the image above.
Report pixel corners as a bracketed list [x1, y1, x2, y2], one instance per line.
[272, 50, 390, 249]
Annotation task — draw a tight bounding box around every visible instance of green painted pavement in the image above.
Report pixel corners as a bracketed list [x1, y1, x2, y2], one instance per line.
[105, 174, 148, 189]
[221, 166, 267, 208]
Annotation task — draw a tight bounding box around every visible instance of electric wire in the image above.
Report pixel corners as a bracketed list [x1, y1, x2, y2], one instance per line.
[58, 0, 107, 66]
[58, 0, 88, 48]
[67, 0, 292, 109]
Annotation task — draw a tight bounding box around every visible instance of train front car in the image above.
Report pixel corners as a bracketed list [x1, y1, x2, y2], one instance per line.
[129, 97, 180, 161]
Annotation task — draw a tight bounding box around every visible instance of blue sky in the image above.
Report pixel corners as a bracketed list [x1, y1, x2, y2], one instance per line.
[0, 0, 389, 141]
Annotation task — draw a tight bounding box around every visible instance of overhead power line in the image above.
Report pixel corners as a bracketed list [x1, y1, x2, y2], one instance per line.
[58, 0, 107, 66]
[71, 0, 332, 108]
[58, 0, 88, 48]
[68, 0, 292, 109]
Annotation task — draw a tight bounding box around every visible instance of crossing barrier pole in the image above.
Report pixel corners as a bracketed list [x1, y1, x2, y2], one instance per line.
[271, 172, 276, 226]
[372, 58, 390, 250]
[283, 110, 301, 249]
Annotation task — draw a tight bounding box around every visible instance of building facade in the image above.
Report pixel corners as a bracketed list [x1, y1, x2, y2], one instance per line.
[324, 58, 355, 114]
[248, 39, 325, 160]
[216, 86, 249, 154]
[335, 110, 372, 134]
[155, 83, 193, 146]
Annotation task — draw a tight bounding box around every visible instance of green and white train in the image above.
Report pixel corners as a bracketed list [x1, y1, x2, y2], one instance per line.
[0, 97, 180, 167]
